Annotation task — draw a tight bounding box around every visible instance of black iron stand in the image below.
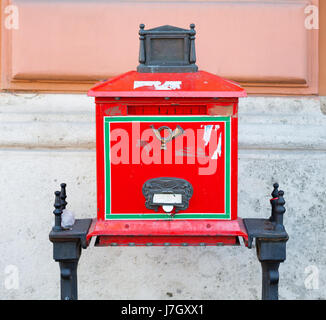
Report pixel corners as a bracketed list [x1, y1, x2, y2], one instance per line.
[49, 183, 288, 300]
[49, 184, 92, 300]
[243, 184, 289, 300]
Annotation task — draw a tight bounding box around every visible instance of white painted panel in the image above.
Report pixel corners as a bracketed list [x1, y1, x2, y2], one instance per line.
[153, 193, 182, 204]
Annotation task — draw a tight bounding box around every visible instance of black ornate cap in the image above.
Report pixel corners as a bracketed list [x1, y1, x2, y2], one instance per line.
[137, 24, 198, 73]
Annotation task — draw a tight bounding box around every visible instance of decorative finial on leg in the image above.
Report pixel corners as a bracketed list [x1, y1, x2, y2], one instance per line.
[60, 183, 67, 210]
[53, 191, 63, 232]
[59, 183, 75, 230]
[272, 183, 279, 198]
[274, 190, 286, 231]
[269, 183, 279, 222]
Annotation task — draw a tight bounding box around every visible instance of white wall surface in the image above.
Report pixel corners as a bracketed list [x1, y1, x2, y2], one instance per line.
[0, 93, 325, 300]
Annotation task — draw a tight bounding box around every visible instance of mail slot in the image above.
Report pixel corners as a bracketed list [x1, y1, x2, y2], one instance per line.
[87, 24, 248, 246]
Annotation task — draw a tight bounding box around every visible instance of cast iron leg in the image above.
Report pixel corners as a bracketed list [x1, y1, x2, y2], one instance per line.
[256, 239, 287, 300]
[53, 240, 82, 300]
[59, 260, 79, 300]
[261, 261, 280, 300]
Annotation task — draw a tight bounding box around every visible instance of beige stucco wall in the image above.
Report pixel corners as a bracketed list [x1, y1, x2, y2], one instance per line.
[0, 93, 325, 299]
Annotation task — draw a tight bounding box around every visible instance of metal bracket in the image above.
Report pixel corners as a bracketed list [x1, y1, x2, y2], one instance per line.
[49, 183, 289, 300]
[243, 183, 289, 300]
[49, 183, 92, 300]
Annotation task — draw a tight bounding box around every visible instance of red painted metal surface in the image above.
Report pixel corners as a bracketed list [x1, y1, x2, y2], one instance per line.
[109, 120, 226, 216]
[93, 98, 239, 222]
[88, 71, 246, 98]
[87, 218, 249, 247]
[97, 236, 239, 247]
[87, 70, 247, 246]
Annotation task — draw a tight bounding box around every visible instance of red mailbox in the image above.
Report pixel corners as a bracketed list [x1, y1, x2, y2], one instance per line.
[50, 24, 289, 301]
[87, 24, 248, 246]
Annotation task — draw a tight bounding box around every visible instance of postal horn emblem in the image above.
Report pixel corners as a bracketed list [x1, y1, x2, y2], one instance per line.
[151, 125, 184, 150]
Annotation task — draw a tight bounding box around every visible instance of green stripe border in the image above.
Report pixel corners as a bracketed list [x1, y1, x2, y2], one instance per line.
[104, 116, 231, 220]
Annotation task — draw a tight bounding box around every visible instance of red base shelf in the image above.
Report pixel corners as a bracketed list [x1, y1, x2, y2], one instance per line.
[86, 218, 249, 247]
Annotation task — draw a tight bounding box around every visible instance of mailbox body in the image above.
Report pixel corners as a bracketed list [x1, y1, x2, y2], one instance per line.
[87, 70, 248, 245]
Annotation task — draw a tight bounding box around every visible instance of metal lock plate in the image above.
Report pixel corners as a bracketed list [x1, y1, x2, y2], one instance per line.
[142, 177, 193, 216]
